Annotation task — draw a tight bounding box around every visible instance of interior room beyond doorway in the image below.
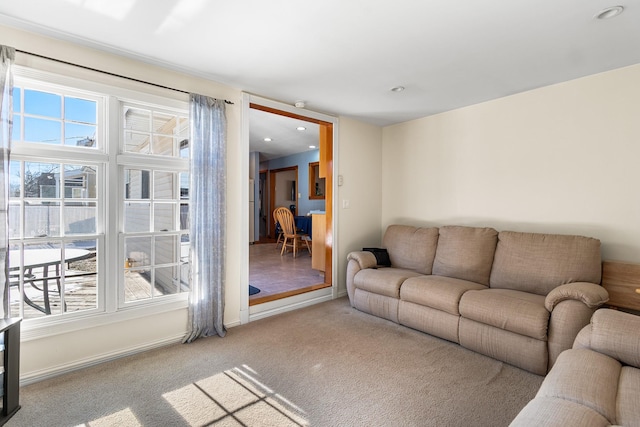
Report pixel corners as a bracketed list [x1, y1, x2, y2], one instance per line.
[248, 104, 333, 305]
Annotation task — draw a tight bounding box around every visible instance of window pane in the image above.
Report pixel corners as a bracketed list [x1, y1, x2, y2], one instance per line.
[12, 116, 20, 142]
[25, 90, 61, 118]
[65, 97, 96, 124]
[64, 241, 97, 313]
[124, 108, 150, 131]
[155, 235, 177, 265]
[12, 87, 20, 112]
[153, 112, 176, 133]
[180, 234, 189, 291]
[65, 123, 97, 147]
[25, 202, 60, 237]
[179, 138, 189, 158]
[178, 117, 188, 137]
[65, 202, 97, 234]
[180, 263, 189, 291]
[25, 117, 62, 144]
[10, 80, 107, 319]
[179, 173, 189, 200]
[180, 203, 189, 230]
[154, 171, 175, 199]
[8, 203, 20, 239]
[65, 164, 97, 199]
[154, 266, 178, 295]
[124, 268, 151, 302]
[152, 135, 175, 156]
[154, 203, 175, 231]
[125, 236, 151, 268]
[124, 202, 150, 232]
[24, 163, 60, 198]
[22, 242, 62, 317]
[8, 243, 22, 318]
[124, 169, 150, 199]
[9, 161, 21, 197]
[124, 131, 150, 153]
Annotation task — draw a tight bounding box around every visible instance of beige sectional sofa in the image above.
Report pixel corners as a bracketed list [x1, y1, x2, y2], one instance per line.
[510, 308, 640, 426]
[346, 225, 609, 375]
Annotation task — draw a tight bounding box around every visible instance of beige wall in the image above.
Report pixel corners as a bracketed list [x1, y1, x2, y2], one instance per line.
[382, 63, 640, 262]
[336, 117, 384, 293]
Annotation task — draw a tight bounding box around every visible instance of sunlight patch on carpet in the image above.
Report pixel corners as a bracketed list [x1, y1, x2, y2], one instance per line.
[162, 367, 308, 426]
[80, 408, 141, 427]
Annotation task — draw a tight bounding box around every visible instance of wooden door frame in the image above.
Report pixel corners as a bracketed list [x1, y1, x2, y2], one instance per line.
[250, 102, 334, 287]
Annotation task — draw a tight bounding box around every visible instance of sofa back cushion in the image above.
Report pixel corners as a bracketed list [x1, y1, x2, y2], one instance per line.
[383, 225, 439, 275]
[490, 231, 601, 295]
[431, 226, 498, 285]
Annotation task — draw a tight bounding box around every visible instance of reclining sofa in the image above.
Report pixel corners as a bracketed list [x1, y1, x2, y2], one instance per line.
[511, 308, 640, 426]
[346, 225, 609, 375]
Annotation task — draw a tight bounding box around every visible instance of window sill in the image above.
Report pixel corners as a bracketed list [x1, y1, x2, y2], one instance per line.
[20, 296, 189, 342]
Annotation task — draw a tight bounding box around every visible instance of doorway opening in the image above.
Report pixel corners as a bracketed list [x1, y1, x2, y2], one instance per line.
[248, 102, 334, 307]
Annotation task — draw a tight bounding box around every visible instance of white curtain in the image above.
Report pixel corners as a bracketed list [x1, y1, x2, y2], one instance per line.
[0, 45, 14, 319]
[184, 94, 227, 342]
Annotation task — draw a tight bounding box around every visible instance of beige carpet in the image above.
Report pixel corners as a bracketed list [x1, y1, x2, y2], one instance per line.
[9, 297, 543, 426]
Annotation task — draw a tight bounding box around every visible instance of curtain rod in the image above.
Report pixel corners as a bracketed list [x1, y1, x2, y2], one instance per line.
[15, 49, 234, 104]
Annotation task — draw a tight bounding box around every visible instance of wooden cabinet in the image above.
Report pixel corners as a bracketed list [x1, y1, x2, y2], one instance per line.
[602, 261, 640, 312]
[312, 214, 326, 271]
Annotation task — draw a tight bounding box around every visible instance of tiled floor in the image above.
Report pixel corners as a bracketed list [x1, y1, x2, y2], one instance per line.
[249, 242, 326, 303]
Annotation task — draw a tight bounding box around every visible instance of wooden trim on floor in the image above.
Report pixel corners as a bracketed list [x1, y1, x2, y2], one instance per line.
[249, 283, 331, 306]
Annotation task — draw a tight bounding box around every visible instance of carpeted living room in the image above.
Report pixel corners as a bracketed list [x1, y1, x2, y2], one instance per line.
[1, 2, 639, 427]
[11, 298, 543, 426]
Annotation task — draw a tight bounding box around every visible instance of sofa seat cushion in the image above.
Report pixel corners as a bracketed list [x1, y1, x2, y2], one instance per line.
[459, 289, 548, 340]
[353, 268, 422, 298]
[400, 275, 487, 316]
[536, 349, 620, 424]
[618, 366, 640, 426]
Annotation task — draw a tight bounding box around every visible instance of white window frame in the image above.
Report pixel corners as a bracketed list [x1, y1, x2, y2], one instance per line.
[12, 66, 190, 340]
[117, 99, 190, 309]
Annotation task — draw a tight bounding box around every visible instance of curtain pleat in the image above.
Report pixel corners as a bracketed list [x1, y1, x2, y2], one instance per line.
[0, 45, 14, 319]
[183, 94, 227, 342]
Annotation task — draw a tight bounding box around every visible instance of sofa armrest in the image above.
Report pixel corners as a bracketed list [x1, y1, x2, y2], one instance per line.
[346, 251, 378, 307]
[545, 282, 609, 312]
[579, 308, 640, 368]
[347, 251, 378, 270]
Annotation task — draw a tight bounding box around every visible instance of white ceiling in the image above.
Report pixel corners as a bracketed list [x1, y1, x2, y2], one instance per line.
[249, 109, 320, 161]
[1, 0, 639, 131]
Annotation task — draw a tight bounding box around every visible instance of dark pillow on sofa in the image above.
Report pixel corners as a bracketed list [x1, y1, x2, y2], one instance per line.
[363, 248, 392, 267]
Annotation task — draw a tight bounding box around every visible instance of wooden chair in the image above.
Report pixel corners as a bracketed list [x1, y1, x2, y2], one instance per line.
[273, 208, 285, 249]
[274, 207, 311, 258]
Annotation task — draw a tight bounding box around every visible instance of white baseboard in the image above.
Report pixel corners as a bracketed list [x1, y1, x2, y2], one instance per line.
[248, 290, 333, 322]
[20, 333, 185, 386]
[21, 292, 345, 385]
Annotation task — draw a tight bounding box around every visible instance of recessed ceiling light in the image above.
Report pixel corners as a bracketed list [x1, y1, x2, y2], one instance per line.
[297, 126, 306, 131]
[391, 86, 405, 92]
[595, 5, 624, 19]
[309, 145, 317, 149]
[264, 137, 272, 142]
